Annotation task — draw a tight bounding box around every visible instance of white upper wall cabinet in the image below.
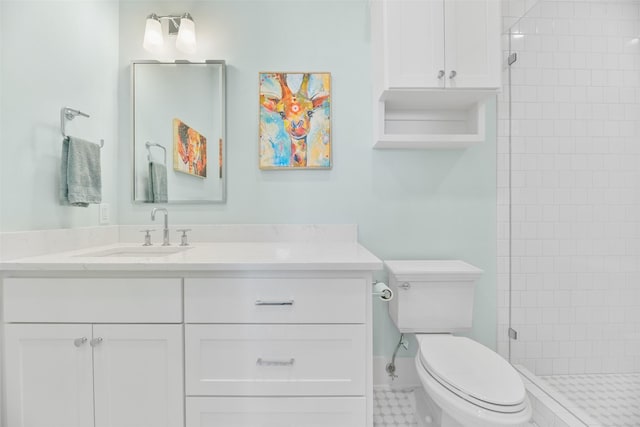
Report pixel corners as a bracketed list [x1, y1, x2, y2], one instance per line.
[385, 0, 446, 89]
[381, 0, 501, 91]
[372, 0, 502, 148]
[444, 0, 501, 89]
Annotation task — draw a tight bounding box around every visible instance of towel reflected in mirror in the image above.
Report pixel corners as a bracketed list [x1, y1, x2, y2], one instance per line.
[148, 161, 168, 203]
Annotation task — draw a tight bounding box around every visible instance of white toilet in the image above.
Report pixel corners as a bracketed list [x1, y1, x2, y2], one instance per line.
[385, 260, 532, 427]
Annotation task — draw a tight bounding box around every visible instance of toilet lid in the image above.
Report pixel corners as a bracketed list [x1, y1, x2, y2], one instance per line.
[418, 335, 527, 411]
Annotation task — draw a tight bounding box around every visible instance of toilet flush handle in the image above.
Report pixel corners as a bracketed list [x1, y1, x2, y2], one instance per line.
[399, 282, 411, 290]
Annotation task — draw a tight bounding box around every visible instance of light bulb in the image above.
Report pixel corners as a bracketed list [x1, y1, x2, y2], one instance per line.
[143, 14, 163, 52]
[176, 14, 197, 54]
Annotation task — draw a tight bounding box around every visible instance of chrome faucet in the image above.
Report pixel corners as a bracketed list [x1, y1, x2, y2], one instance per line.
[151, 208, 170, 246]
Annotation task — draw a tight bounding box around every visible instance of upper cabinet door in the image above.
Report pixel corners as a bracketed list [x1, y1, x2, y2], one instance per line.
[444, 0, 501, 89]
[385, 0, 445, 89]
[5, 324, 94, 427]
[92, 324, 184, 427]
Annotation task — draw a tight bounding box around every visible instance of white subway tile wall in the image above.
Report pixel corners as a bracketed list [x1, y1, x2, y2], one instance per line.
[502, 0, 542, 32]
[497, 0, 640, 376]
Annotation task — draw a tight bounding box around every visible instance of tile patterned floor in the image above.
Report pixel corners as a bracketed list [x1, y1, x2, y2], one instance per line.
[373, 386, 419, 427]
[541, 373, 640, 427]
[373, 385, 540, 427]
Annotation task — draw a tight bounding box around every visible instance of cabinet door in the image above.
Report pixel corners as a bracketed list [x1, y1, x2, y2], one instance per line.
[444, 0, 501, 88]
[92, 324, 184, 427]
[385, 0, 445, 89]
[5, 324, 94, 427]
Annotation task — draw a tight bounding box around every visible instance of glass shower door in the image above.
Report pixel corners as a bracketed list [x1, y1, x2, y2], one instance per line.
[501, 1, 640, 425]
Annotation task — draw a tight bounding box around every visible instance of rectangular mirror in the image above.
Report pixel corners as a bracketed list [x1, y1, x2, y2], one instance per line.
[132, 60, 226, 204]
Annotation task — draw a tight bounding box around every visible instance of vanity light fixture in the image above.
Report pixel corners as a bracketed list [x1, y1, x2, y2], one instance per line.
[143, 13, 197, 54]
[175, 14, 197, 54]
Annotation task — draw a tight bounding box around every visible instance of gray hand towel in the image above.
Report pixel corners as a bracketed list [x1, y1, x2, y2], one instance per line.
[149, 161, 168, 203]
[60, 136, 102, 207]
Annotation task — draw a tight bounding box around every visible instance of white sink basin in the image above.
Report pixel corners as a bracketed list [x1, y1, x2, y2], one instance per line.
[76, 246, 193, 258]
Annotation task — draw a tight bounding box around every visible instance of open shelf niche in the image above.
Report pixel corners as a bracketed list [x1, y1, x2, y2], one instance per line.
[373, 90, 493, 150]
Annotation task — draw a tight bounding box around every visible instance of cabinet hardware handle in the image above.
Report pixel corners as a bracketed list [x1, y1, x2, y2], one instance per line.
[90, 337, 103, 347]
[74, 337, 87, 347]
[449, 70, 457, 79]
[256, 358, 295, 367]
[255, 300, 295, 306]
[437, 70, 445, 79]
[399, 282, 411, 290]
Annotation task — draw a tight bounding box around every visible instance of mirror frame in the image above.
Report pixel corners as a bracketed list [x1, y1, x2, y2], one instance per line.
[131, 59, 226, 204]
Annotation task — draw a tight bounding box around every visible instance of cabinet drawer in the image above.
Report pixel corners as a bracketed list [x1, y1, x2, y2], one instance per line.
[186, 397, 365, 427]
[3, 278, 182, 323]
[185, 324, 366, 396]
[184, 277, 366, 323]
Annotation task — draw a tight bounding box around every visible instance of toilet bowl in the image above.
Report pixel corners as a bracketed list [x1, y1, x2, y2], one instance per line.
[415, 334, 531, 427]
[383, 260, 532, 427]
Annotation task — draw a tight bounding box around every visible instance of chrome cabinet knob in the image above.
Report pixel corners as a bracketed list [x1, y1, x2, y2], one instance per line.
[90, 337, 103, 347]
[437, 70, 445, 79]
[449, 70, 457, 79]
[74, 337, 87, 347]
[399, 282, 411, 290]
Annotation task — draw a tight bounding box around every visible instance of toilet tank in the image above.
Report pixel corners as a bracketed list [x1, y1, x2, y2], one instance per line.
[385, 260, 483, 333]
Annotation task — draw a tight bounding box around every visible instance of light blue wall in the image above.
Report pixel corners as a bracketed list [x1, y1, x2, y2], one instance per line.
[118, 1, 497, 356]
[0, 0, 497, 357]
[0, 1, 120, 232]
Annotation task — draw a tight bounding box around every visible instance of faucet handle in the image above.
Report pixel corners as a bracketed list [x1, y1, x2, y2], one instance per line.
[176, 229, 192, 246]
[140, 229, 155, 246]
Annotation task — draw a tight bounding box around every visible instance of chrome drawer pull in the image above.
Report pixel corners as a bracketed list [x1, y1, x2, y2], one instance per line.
[256, 358, 295, 367]
[255, 299, 294, 306]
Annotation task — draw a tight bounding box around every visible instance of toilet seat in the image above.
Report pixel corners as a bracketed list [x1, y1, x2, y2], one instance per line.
[417, 334, 527, 414]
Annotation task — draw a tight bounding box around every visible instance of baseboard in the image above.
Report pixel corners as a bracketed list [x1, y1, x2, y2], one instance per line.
[373, 355, 420, 387]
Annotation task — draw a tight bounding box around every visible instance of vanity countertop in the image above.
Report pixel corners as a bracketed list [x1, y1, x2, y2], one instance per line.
[0, 242, 382, 272]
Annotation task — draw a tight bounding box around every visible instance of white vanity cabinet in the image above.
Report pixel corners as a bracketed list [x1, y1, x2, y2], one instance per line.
[379, 0, 501, 90]
[3, 278, 184, 427]
[2, 268, 375, 426]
